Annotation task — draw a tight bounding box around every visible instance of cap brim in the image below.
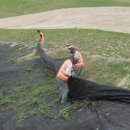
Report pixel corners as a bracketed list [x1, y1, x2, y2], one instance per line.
[66, 45, 73, 49]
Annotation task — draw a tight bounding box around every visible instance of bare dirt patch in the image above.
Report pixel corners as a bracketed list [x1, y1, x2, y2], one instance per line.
[0, 7, 130, 33]
[117, 74, 130, 88]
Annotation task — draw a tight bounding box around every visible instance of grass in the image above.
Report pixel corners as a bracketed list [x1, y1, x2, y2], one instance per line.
[14, 82, 58, 123]
[0, 97, 11, 105]
[0, 0, 130, 18]
[59, 101, 83, 119]
[24, 66, 33, 73]
[0, 28, 130, 124]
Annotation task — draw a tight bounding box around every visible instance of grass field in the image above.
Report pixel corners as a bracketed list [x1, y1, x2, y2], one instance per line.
[0, 0, 130, 18]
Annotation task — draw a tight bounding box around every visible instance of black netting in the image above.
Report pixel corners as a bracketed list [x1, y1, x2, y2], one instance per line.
[37, 43, 64, 73]
[68, 77, 130, 103]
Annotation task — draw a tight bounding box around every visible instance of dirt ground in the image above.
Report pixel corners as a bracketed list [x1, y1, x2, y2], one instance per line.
[0, 7, 130, 33]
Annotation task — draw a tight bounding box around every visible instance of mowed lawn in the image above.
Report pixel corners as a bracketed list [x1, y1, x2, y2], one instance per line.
[0, 0, 130, 18]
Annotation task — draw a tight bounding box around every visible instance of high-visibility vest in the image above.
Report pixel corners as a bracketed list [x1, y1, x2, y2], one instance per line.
[40, 32, 44, 43]
[74, 51, 84, 68]
[57, 60, 72, 81]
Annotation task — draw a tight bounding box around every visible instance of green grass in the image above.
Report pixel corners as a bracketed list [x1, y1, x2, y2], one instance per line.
[24, 66, 33, 73]
[0, 97, 11, 105]
[59, 101, 83, 119]
[14, 82, 58, 124]
[0, 0, 130, 18]
[0, 28, 130, 124]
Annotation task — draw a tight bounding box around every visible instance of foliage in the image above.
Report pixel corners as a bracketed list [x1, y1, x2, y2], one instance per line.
[0, 97, 11, 105]
[24, 66, 33, 73]
[59, 101, 83, 119]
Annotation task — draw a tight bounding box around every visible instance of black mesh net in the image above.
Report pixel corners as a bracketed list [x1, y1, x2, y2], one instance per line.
[68, 77, 130, 103]
[37, 43, 67, 73]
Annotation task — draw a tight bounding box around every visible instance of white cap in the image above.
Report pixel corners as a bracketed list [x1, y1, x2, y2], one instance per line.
[66, 44, 74, 49]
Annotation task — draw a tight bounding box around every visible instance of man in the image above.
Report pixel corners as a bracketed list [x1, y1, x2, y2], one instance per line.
[56, 58, 75, 104]
[66, 44, 84, 77]
[37, 30, 44, 44]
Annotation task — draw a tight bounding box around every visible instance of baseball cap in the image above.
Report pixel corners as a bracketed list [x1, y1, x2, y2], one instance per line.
[66, 43, 74, 49]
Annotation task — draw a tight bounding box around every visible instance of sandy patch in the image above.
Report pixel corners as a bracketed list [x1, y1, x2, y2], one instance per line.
[0, 7, 130, 33]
